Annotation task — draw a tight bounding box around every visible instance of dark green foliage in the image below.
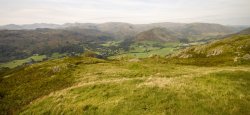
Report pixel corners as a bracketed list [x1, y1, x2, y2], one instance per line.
[0, 45, 28, 62]
[179, 38, 189, 43]
[119, 39, 134, 51]
[40, 44, 84, 55]
[0, 29, 113, 62]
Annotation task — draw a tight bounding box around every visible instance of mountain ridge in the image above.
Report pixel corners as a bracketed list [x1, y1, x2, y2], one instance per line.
[0, 22, 245, 41]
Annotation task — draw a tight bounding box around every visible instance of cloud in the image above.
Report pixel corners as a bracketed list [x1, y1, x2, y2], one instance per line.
[0, 0, 249, 25]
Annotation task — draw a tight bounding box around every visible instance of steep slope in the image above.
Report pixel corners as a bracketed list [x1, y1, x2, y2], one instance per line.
[171, 28, 250, 65]
[136, 28, 180, 42]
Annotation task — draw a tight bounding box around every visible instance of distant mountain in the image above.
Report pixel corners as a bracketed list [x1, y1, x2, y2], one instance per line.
[134, 23, 242, 42]
[65, 22, 241, 41]
[182, 23, 235, 34]
[0, 22, 245, 41]
[180, 23, 237, 41]
[238, 27, 250, 35]
[0, 24, 23, 30]
[65, 22, 137, 40]
[0, 23, 61, 30]
[136, 28, 180, 42]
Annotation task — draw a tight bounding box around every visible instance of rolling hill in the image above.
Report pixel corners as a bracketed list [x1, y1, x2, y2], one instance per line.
[0, 52, 249, 114]
[170, 28, 250, 65]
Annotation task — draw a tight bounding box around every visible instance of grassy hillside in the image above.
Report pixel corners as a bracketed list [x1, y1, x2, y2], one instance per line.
[170, 34, 250, 66]
[0, 55, 249, 114]
[0, 57, 105, 114]
[0, 25, 249, 115]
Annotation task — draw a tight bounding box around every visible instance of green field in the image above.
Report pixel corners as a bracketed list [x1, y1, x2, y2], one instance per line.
[0, 55, 46, 68]
[110, 41, 180, 59]
[110, 47, 175, 58]
[0, 41, 191, 68]
[0, 53, 69, 69]
[0, 56, 249, 114]
[50, 53, 67, 59]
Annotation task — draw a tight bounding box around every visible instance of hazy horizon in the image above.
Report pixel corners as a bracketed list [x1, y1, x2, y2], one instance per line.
[1, 21, 250, 27]
[0, 0, 250, 25]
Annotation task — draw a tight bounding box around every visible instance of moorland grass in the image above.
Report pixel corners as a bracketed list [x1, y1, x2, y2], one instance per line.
[20, 70, 250, 115]
[0, 57, 105, 114]
[0, 56, 249, 114]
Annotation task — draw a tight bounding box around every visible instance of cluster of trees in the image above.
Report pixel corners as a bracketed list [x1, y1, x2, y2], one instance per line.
[35, 44, 84, 56]
[93, 39, 134, 57]
[0, 29, 113, 62]
[0, 45, 28, 62]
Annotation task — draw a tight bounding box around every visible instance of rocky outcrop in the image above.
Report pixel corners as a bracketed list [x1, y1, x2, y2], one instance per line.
[242, 54, 250, 60]
[206, 48, 223, 57]
[179, 54, 193, 58]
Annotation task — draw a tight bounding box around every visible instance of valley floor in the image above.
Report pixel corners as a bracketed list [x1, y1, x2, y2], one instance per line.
[0, 57, 250, 115]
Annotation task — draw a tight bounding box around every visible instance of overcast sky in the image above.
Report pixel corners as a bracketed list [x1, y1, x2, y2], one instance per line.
[0, 0, 250, 25]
